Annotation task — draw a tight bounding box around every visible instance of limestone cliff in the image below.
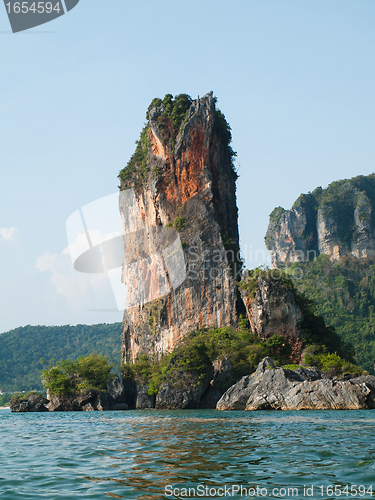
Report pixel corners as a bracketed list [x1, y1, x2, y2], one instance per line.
[118, 93, 241, 362]
[265, 174, 375, 267]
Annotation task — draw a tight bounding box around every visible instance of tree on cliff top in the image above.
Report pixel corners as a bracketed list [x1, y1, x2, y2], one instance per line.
[41, 353, 117, 396]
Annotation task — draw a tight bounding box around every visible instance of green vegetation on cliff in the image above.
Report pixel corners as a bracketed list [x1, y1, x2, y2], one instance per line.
[289, 254, 375, 374]
[0, 323, 121, 392]
[118, 125, 151, 185]
[146, 93, 192, 130]
[121, 317, 346, 396]
[118, 93, 193, 188]
[295, 174, 375, 247]
[118, 93, 238, 189]
[122, 314, 364, 397]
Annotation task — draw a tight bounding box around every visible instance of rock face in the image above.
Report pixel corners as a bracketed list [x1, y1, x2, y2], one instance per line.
[265, 175, 375, 267]
[10, 393, 49, 412]
[199, 357, 234, 408]
[217, 358, 375, 411]
[240, 277, 304, 362]
[155, 370, 209, 410]
[119, 93, 240, 362]
[136, 385, 156, 409]
[47, 379, 129, 412]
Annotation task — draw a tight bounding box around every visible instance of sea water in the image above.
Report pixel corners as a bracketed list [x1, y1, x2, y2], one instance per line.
[0, 409, 374, 499]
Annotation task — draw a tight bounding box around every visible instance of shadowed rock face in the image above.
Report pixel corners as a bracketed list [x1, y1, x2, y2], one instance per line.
[240, 278, 304, 363]
[120, 93, 240, 363]
[217, 357, 375, 411]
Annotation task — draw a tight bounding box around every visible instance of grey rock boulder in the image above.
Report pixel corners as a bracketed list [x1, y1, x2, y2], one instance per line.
[217, 358, 375, 411]
[107, 378, 131, 410]
[10, 393, 49, 412]
[216, 357, 276, 410]
[136, 385, 156, 409]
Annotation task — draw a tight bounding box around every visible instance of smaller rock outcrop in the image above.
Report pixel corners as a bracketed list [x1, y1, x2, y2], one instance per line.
[10, 393, 49, 412]
[240, 277, 304, 363]
[47, 378, 129, 412]
[47, 389, 109, 411]
[217, 358, 375, 411]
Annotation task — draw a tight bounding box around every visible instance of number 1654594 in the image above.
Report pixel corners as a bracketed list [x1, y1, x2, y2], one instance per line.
[5, 2, 61, 14]
[318, 485, 373, 496]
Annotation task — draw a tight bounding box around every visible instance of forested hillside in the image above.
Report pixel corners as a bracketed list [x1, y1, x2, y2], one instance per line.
[0, 323, 121, 392]
[289, 255, 375, 374]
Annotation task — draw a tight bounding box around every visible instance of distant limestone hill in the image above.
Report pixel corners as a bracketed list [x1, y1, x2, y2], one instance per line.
[265, 173, 375, 374]
[265, 174, 375, 268]
[285, 255, 375, 374]
[0, 323, 121, 392]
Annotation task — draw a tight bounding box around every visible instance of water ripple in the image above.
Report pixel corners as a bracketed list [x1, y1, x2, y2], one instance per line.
[0, 409, 375, 499]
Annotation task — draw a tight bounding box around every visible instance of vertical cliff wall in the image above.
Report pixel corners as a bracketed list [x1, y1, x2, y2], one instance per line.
[118, 93, 241, 362]
[265, 175, 375, 267]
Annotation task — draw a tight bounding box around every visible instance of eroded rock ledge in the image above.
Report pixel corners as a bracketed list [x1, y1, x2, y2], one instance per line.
[10, 379, 131, 412]
[216, 358, 375, 411]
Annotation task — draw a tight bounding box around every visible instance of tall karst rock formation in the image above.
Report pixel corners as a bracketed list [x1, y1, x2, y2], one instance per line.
[118, 93, 241, 362]
[265, 175, 375, 268]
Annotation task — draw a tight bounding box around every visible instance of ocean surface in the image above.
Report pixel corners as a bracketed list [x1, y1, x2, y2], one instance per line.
[0, 409, 374, 500]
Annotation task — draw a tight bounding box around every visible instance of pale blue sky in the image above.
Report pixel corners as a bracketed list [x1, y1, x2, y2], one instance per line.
[1, 0, 375, 332]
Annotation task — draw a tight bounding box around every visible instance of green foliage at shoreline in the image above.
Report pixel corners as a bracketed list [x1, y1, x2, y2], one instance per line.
[289, 254, 375, 374]
[0, 323, 122, 392]
[41, 354, 116, 396]
[122, 318, 363, 396]
[122, 325, 294, 395]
